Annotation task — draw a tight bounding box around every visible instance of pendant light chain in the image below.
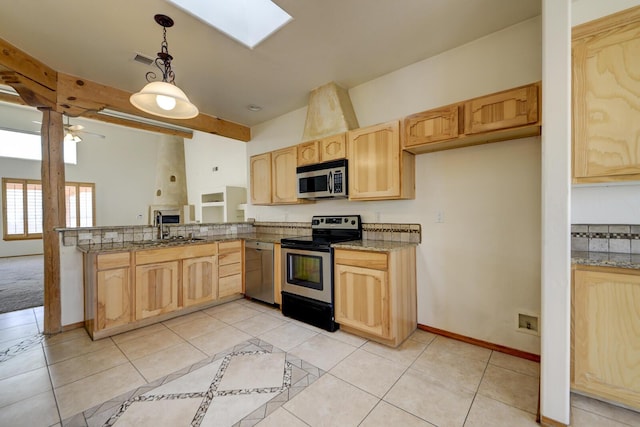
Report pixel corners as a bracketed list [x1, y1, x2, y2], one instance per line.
[146, 19, 176, 85]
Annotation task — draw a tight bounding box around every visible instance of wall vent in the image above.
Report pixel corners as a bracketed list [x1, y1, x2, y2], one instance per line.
[133, 53, 154, 66]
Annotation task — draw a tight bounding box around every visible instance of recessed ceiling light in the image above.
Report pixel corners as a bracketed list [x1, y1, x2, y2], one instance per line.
[167, 0, 292, 49]
[247, 104, 262, 112]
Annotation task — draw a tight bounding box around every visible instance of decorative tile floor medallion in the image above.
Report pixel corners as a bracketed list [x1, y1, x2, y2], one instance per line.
[76, 338, 324, 427]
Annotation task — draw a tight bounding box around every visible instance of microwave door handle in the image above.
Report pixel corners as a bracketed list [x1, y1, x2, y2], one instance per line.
[328, 171, 333, 193]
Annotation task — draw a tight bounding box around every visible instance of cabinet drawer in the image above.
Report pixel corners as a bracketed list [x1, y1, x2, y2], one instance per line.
[219, 251, 242, 266]
[219, 262, 241, 278]
[219, 240, 242, 253]
[219, 274, 242, 298]
[334, 249, 388, 270]
[97, 252, 130, 270]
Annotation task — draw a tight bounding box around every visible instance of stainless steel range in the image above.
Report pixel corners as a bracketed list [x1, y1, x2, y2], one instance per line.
[280, 215, 362, 331]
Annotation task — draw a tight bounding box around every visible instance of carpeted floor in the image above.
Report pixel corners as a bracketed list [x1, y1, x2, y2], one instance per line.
[0, 255, 44, 314]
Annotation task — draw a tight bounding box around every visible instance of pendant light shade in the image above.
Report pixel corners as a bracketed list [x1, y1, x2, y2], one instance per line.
[130, 81, 198, 119]
[130, 14, 199, 120]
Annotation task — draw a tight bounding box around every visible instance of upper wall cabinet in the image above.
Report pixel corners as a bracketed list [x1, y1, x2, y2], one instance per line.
[573, 6, 640, 183]
[251, 147, 306, 205]
[403, 82, 541, 155]
[271, 146, 300, 204]
[249, 153, 272, 205]
[464, 84, 539, 135]
[348, 120, 415, 200]
[298, 133, 347, 166]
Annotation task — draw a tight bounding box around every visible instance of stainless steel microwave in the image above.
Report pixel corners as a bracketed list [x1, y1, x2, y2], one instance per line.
[296, 159, 348, 199]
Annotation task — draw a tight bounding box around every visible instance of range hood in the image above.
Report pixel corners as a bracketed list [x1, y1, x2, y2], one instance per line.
[301, 82, 359, 142]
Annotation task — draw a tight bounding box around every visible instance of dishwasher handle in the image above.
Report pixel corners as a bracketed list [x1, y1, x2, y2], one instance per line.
[245, 241, 274, 251]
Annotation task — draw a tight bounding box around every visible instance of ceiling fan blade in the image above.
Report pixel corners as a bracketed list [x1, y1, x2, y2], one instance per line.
[77, 130, 106, 138]
[68, 124, 84, 131]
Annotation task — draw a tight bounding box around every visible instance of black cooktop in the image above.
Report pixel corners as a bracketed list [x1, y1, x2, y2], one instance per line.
[281, 215, 362, 248]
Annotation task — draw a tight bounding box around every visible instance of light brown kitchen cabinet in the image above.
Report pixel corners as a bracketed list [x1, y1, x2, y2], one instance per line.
[84, 251, 132, 338]
[348, 120, 415, 200]
[297, 133, 347, 166]
[334, 246, 416, 347]
[182, 255, 218, 307]
[218, 240, 243, 298]
[464, 84, 539, 135]
[271, 146, 299, 204]
[573, 7, 640, 183]
[249, 153, 272, 205]
[403, 105, 461, 149]
[572, 265, 640, 410]
[135, 261, 179, 320]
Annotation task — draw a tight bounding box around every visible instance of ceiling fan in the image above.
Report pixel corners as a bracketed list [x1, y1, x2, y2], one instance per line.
[32, 116, 106, 142]
[62, 116, 105, 143]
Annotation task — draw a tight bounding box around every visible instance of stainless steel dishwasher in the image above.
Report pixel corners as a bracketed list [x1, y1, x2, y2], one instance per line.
[244, 241, 274, 304]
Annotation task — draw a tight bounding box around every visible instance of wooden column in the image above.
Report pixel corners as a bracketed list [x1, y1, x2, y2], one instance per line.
[39, 108, 65, 334]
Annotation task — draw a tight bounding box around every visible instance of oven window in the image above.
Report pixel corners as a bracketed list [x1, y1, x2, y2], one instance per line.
[299, 175, 328, 194]
[286, 252, 323, 290]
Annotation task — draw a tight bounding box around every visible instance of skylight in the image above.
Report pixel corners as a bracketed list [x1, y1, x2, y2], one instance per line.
[167, 0, 292, 49]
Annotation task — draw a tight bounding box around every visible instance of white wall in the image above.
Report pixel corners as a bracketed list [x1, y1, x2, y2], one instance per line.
[247, 17, 543, 354]
[184, 130, 248, 222]
[570, 0, 640, 224]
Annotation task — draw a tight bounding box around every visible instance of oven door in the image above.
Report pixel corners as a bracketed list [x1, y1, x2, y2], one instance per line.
[281, 246, 332, 303]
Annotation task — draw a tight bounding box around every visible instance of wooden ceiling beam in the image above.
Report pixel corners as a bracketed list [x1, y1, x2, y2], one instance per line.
[82, 111, 193, 139]
[0, 37, 250, 142]
[57, 73, 250, 141]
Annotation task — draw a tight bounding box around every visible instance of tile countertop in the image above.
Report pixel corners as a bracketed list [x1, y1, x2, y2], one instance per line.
[76, 233, 287, 253]
[76, 234, 418, 254]
[572, 251, 640, 270]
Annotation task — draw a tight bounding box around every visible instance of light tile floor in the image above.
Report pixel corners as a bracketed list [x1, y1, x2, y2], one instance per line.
[0, 300, 638, 426]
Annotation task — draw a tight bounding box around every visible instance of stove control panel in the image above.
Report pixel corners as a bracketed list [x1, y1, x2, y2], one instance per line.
[311, 215, 361, 230]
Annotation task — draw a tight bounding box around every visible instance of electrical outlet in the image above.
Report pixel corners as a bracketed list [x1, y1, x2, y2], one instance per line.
[436, 211, 444, 223]
[516, 312, 540, 335]
[104, 231, 118, 239]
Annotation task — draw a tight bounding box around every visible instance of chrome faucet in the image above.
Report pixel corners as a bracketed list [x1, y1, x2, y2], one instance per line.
[155, 211, 170, 240]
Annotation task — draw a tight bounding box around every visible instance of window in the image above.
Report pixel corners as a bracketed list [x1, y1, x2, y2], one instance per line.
[0, 129, 77, 164]
[2, 178, 95, 240]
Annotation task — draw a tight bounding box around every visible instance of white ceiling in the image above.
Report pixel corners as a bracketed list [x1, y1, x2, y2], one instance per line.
[0, 0, 541, 128]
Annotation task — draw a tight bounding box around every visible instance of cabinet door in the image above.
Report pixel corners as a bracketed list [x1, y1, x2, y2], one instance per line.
[250, 153, 272, 205]
[319, 133, 347, 161]
[464, 84, 538, 135]
[348, 120, 402, 200]
[573, 269, 640, 409]
[297, 141, 320, 166]
[183, 256, 217, 307]
[334, 264, 390, 339]
[403, 105, 460, 148]
[135, 261, 179, 320]
[96, 267, 132, 331]
[573, 19, 640, 181]
[271, 146, 299, 203]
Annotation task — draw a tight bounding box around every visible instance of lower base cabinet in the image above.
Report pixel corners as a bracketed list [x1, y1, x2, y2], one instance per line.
[334, 246, 416, 347]
[135, 261, 179, 320]
[84, 241, 243, 339]
[572, 266, 640, 410]
[89, 252, 132, 332]
[183, 256, 218, 307]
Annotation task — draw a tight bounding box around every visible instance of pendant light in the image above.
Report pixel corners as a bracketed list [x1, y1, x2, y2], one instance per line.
[130, 14, 199, 119]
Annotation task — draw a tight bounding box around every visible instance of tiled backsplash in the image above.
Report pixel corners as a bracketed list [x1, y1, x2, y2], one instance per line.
[571, 224, 640, 254]
[59, 221, 422, 247]
[60, 223, 254, 247]
[254, 221, 421, 243]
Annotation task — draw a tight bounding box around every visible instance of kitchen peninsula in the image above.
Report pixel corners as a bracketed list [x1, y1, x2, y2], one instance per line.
[64, 220, 420, 342]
